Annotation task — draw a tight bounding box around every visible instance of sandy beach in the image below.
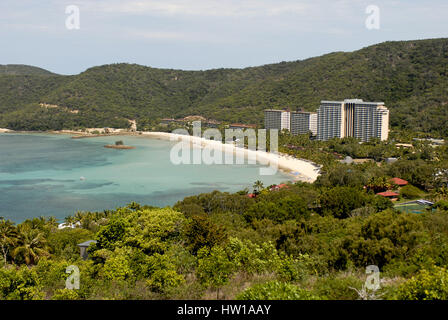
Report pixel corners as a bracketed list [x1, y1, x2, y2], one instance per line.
[141, 132, 321, 183]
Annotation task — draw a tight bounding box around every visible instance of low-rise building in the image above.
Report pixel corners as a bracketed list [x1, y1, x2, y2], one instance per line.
[77, 240, 97, 260]
[229, 123, 257, 130]
[390, 177, 408, 187]
[377, 191, 400, 201]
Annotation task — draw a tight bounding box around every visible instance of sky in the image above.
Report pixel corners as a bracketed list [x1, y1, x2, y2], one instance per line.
[1, 0, 447, 75]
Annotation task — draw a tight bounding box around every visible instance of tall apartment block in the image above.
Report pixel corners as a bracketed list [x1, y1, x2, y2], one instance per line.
[316, 99, 389, 142]
[290, 111, 318, 136]
[264, 109, 290, 131]
[264, 109, 318, 135]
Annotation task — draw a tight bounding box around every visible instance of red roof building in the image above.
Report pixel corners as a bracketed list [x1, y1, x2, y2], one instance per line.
[269, 184, 289, 191]
[247, 193, 256, 198]
[390, 178, 409, 186]
[377, 191, 400, 198]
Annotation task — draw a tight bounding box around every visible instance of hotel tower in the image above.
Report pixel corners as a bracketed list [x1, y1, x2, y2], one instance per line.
[290, 111, 317, 136]
[264, 109, 291, 131]
[316, 99, 389, 142]
[264, 109, 317, 135]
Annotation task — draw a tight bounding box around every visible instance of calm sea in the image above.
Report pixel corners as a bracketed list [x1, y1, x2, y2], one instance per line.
[0, 133, 290, 222]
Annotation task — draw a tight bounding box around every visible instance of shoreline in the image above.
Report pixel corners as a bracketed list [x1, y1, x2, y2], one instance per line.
[140, 132, 321, 183]
[1, 129, 321, 182]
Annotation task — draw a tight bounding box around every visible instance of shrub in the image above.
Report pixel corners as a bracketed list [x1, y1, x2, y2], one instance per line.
[400, 185, 423, 199]
[244, 196, 310, 223]
[146, 269, 184, 293]
[394, 266, 448, 300]
[312, 275, 364, 300]
[343, 210, 425, 268]
[0, 266, 44, 300]
[226, 238, 280, 275]
[435, 200, 448, 211]
[51, 288, 79, 300]
[145, 253, 185, 293]
[196, 246, 235, 294]
[183, 215, 228, 254]
[236, 281, 318, 300]
[35, 258, 72, 293]
[101, 254, 133, 281]
[276, 254, 312, 282]
[318, 187, 370, 219]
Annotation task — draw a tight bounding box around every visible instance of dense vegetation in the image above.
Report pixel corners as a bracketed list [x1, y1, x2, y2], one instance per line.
[1, 138, 448, 300]
[0, 38, 447, 136]
[0, 64, 55, 76]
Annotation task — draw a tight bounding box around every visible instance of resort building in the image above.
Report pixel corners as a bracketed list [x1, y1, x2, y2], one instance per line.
[316, 99, 389, 142]
[77, 240, 97, 260]
[160, 117, 222, 128]
[316, 101, 344, 141]
[390, 177, 408, 187]
[377, 191, 400, 201]
[290, 111, 318, 136]
[264, 109, 290, 131]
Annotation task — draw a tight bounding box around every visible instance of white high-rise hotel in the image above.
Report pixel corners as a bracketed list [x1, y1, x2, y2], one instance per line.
[264, 109, 291, 131]
[265, 109, 317, 135]
[264, 99, 389, 142]
[317, 99, 389, 142]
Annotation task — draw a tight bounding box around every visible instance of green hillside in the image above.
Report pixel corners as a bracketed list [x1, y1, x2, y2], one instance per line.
[0, 64, 56, 76]
[0, 38, 447, 136]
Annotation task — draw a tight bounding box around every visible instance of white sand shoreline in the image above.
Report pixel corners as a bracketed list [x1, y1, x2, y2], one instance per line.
[140, 132, 321, 183]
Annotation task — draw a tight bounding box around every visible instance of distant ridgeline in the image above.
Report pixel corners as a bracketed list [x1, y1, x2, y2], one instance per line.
[0, 38, 447, 136]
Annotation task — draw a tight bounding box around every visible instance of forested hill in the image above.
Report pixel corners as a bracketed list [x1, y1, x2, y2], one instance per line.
[0, 64, 56, 76]
[0, 38, 447, 136]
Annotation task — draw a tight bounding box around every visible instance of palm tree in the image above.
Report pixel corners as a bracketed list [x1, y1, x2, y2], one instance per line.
[366, 177, 393, 193]
[0, 219, 17, 266]
[12, 225, 49, 266]
[127, 202, 141, 210]
[74, 211, 84, 222]
[253, 180, 264, 194]
[65, 215, 75, 227]
[46, 216, 58, 228]
[433, 187, 448, 201]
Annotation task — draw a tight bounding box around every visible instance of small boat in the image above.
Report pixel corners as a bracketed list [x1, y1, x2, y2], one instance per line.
[80, 176, 86, 181]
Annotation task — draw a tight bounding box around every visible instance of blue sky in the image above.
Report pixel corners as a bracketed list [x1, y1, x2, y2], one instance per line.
[1, 0, 447, 75]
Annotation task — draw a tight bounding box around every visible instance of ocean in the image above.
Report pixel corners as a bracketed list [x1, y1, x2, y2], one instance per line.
[0, 133, 290, 222]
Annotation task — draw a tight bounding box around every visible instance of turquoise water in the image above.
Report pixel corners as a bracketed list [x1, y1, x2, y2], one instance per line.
[0, 133, 290, 222]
